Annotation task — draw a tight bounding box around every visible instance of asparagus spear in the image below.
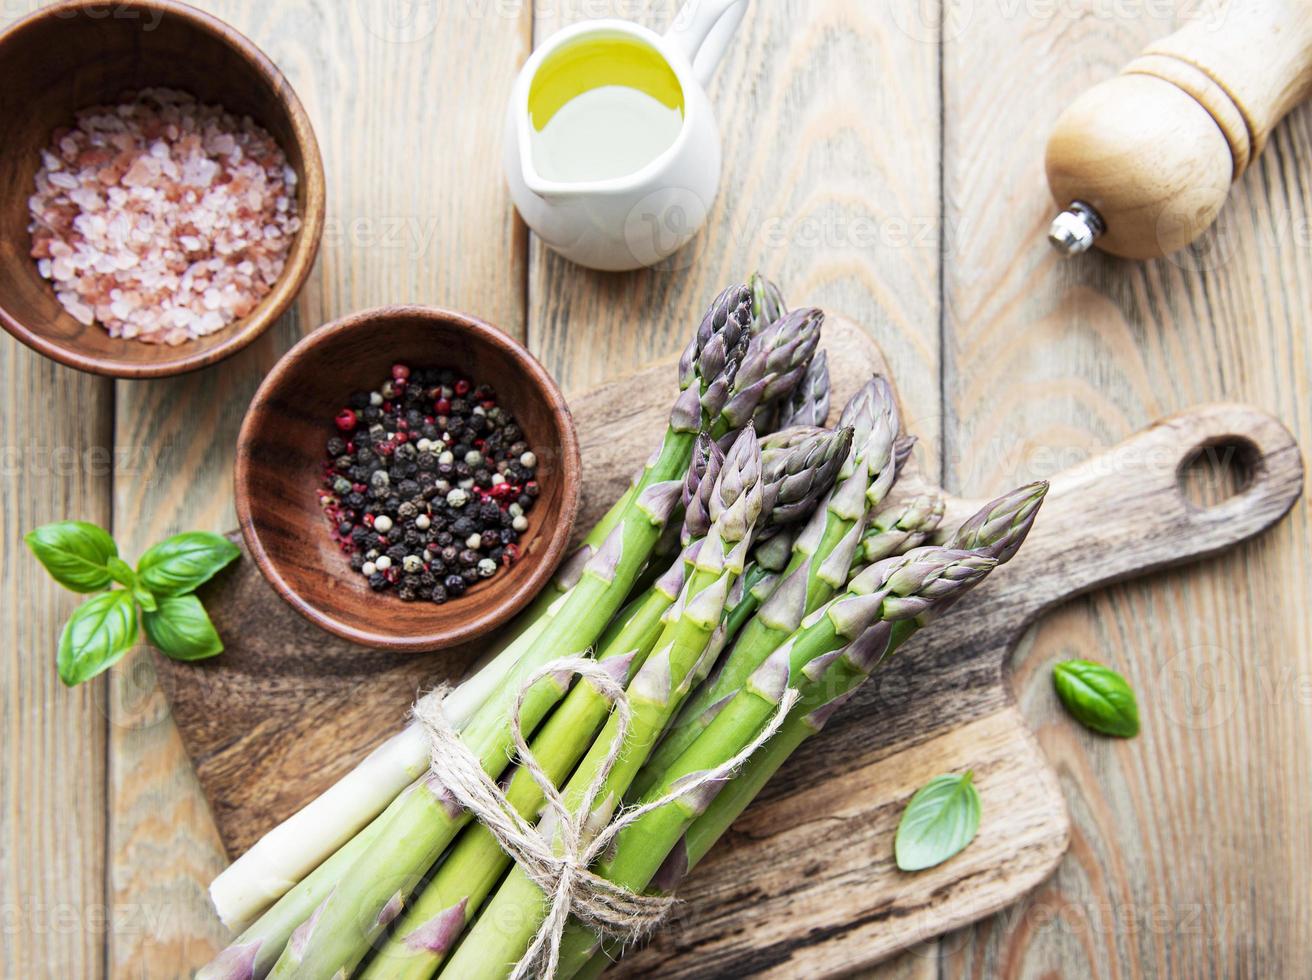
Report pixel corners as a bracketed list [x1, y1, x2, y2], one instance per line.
[258, 288, 751, 980]
[633, 377, 901, 796]
[560, 484, 1047, 978]
[435, 430, 765, 980]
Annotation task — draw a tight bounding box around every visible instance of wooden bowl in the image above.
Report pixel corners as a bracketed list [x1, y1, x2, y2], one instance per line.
[0, 0, 325, 378]
[235, 306, 582, 653]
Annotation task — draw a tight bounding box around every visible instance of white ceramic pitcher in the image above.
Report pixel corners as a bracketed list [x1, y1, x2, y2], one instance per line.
[504, 0, 748, 271]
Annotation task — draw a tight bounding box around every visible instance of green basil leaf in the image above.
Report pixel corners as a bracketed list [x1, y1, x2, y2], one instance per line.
[895, 771, 981, 872]
[57, 590, 138, 686]
[25, 521, 119, 593]
[1053, 660, 1140, 737]
[142, 594, 224, 661]
[136, 532, 240, 597]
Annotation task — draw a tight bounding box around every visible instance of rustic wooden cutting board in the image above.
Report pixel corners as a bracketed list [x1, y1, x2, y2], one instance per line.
[157, 316, 1303, 977]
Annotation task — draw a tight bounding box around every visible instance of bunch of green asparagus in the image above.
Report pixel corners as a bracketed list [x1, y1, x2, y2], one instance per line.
[200, 276, 1046, 980]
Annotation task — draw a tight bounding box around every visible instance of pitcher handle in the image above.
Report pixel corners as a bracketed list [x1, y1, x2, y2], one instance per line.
[666, 0, 749, 87]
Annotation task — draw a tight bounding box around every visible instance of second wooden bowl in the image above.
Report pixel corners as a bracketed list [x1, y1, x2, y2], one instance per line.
[235, 306, 581, 653]
[0, 0, 325, 377]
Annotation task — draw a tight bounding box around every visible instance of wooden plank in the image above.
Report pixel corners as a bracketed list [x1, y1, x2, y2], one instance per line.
[103, 1, 531, 974]
[0, 339, 112, 978]
[940, 3, 1312, 977]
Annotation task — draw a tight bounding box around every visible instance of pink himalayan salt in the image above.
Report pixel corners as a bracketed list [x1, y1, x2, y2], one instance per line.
[28, 88, 300, 346]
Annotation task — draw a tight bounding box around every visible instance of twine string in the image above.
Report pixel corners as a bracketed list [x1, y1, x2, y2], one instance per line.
[413, 655, 799, 980]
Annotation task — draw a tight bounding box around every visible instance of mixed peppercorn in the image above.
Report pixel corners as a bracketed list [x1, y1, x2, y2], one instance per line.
[318, 364, 541, 604]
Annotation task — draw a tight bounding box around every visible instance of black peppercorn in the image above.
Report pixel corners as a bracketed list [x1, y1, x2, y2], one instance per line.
[327, 436, 346, 456]
[444, 574, 466, 596]
[461, 567, 479, 585]
[368, 572, 388, 591]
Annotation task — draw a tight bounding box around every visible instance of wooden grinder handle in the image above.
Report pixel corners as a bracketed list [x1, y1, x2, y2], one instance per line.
[1046, 0, 1312, 258]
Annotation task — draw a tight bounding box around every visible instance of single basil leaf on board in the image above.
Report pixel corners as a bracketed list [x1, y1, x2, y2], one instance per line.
[895, 771, 982, 872]
[25, 521, 119, 593]
[57, 590, 138, 686]
[1052, 659, 1140, 738]
[142, 594, 224, 661]
[136, 532, 241, 597]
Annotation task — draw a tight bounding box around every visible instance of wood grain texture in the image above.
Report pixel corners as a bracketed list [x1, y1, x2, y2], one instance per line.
[942, 2, 1312, 979]
[160, 317, 1301, 976]
[0, 336, 111, 979]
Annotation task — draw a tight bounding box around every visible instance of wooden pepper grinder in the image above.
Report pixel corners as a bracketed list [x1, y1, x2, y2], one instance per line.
[1046, 0, 1312, 259]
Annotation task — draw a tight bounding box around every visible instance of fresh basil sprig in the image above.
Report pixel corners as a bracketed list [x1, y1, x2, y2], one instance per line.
[894, 771, 982, 872]
[25, 521, 240, 686]
[1052, 659, 1140, 738]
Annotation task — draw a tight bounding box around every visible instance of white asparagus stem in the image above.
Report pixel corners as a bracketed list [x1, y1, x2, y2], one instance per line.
[207, 598, 563, 928]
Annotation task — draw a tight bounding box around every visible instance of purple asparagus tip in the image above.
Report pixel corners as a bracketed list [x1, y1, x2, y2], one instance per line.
[950, 481, 1049, 564]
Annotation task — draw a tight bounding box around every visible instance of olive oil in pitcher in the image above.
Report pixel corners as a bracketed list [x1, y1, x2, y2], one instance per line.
[527, 33, 685, 183]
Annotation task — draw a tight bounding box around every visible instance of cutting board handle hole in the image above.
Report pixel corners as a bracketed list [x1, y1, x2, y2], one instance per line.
[1177, 436, 1259, 510]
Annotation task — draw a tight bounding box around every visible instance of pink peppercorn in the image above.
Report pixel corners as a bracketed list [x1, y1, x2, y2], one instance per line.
[335, 409, 357, 432]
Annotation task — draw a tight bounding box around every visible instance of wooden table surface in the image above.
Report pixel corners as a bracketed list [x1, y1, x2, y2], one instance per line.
[2, 1, 1307, 977]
